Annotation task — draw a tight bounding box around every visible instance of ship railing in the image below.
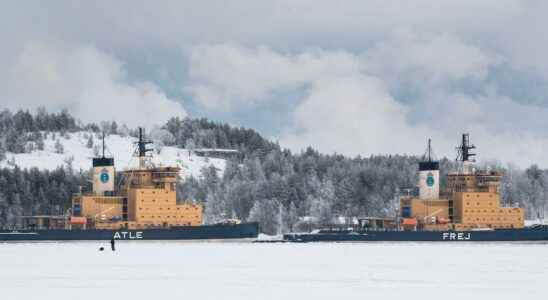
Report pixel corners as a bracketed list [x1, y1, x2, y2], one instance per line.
[360, 227, 401, 232]
[317, 226, 402, 233]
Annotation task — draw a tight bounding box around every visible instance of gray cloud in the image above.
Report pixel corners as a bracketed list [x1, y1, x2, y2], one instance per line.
[1, 1, 548, 166]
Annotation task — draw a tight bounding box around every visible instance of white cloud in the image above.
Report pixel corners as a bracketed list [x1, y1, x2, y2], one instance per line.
[187, 44, 362, 111]
[2, 42, 186, 128]
[280, 76, 429, 156]
[186, 42, 548, 167]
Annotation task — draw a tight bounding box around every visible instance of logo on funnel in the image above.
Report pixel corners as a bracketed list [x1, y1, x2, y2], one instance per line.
[426, 172, 434, 187]
[100, 168, 109, 183]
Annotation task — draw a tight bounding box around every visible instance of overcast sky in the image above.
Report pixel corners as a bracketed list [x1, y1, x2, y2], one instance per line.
[1, 1, 548, 167]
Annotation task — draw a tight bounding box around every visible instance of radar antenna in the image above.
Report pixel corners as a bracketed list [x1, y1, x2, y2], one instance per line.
[456, 133, 476, 162]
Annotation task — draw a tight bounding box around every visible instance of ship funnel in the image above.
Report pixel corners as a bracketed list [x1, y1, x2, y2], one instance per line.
[418, 139, 439, 199]
[92, 133, 115, 196]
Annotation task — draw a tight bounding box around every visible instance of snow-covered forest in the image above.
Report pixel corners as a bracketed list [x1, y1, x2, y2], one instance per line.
[0, 109, 547, 233]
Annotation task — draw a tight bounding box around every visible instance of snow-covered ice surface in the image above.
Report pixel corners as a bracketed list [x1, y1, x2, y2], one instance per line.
[0, 132, 226, 178]
[0, 242, 546, 300]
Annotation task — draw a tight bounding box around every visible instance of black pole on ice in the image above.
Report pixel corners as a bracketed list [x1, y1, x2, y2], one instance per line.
[110, 238, 116, 251]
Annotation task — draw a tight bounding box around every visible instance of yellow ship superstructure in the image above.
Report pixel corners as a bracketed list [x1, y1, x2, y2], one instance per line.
[400, 135, 524, 231]
[70, 129, 202, 230]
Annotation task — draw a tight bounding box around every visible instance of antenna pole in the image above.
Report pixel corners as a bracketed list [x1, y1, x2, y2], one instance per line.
[427, 138, 432, 162]
[102, 132, 105, 158]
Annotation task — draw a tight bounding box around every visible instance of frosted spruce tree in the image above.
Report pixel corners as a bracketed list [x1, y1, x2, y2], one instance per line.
[309, 179, 335, 226]
[248, 198, 281, 235]
[86, 135, 94, 148]
[54, 139, 64, 154]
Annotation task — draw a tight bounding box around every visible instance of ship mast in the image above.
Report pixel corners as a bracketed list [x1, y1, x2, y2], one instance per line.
[423, 138, 435, 162]
[456, 133, 476, 174]
[102, 132, 106, 158]
[137, 127, 153, 169]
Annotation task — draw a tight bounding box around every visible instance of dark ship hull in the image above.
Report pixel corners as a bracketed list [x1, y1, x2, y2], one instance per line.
[284, 227, 548, 242]
[0, 222, 259, 241]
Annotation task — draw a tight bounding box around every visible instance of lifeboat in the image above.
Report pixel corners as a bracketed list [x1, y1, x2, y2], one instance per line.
[70, 216, 87, 225]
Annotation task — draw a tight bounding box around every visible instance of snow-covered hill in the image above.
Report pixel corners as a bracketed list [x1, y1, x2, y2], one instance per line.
[0, 132, 226, 178]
